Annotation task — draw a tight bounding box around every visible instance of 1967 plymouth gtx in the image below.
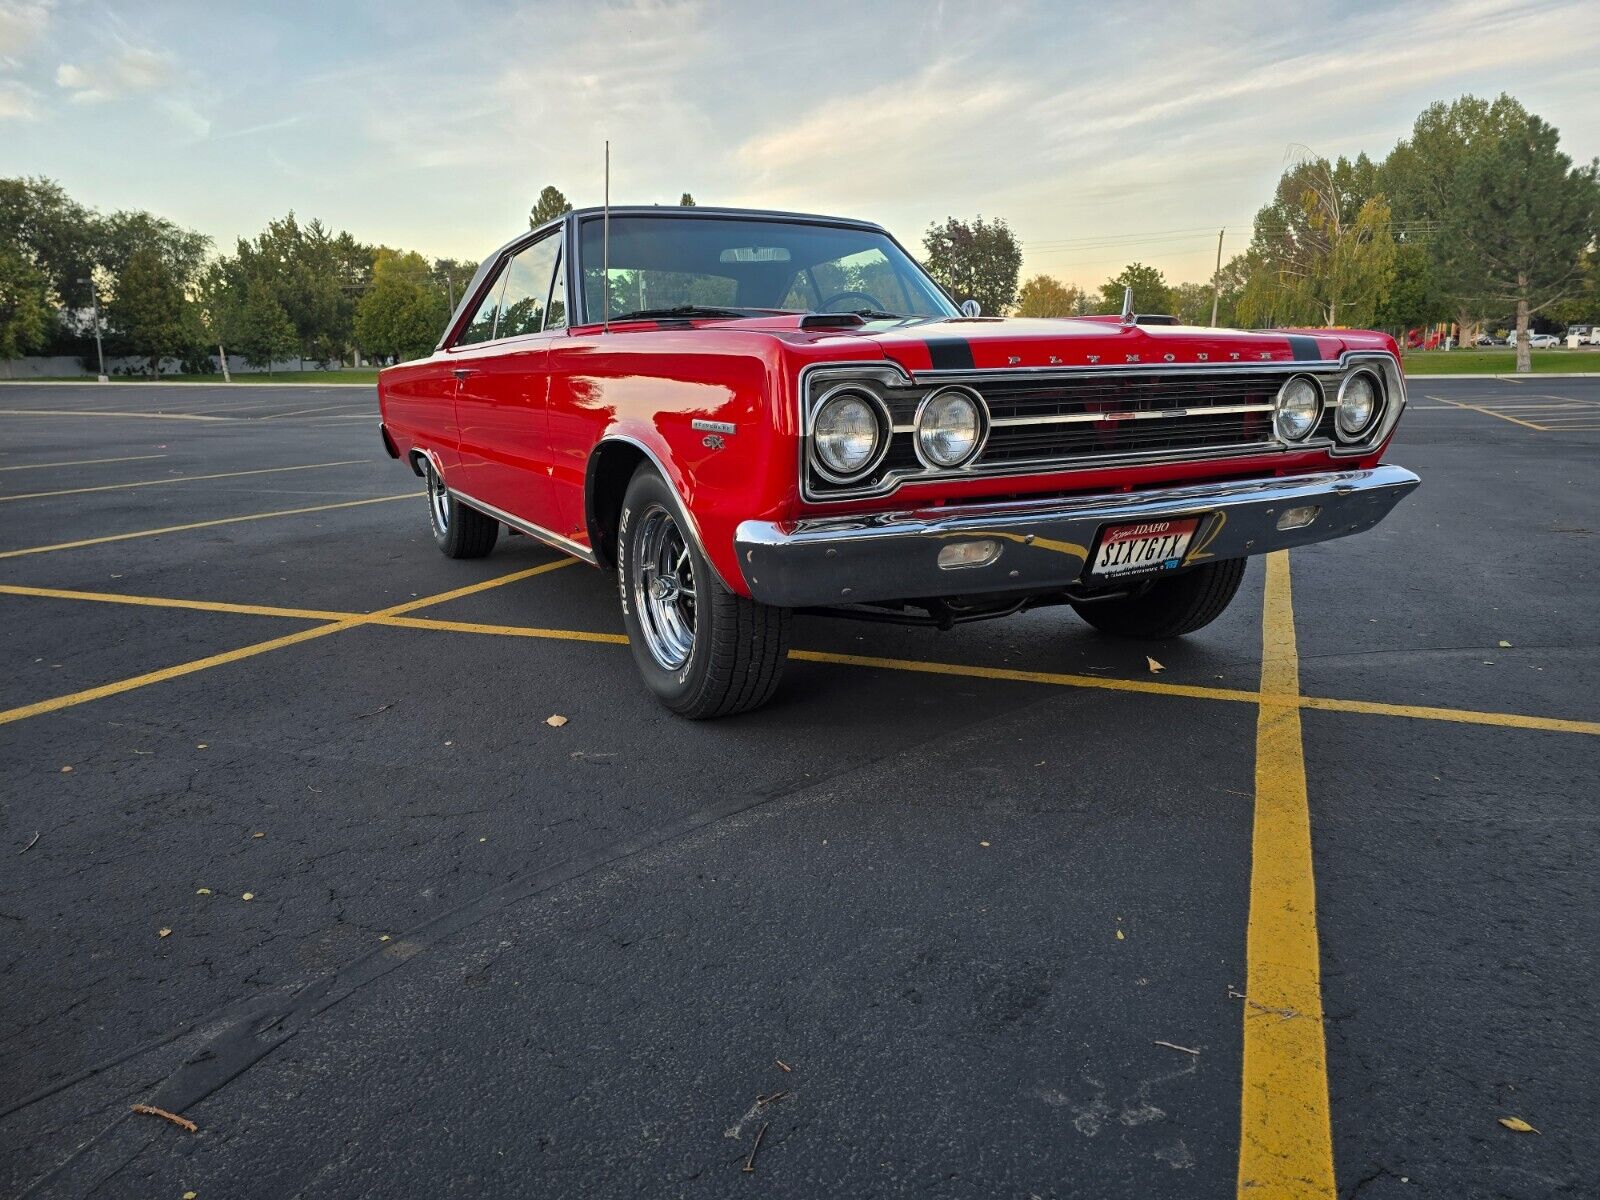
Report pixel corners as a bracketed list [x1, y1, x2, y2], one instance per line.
[378, 206, 1419, 718]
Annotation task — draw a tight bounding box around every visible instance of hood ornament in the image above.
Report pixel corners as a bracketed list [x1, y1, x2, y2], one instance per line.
[1119, 286, 1135, 327]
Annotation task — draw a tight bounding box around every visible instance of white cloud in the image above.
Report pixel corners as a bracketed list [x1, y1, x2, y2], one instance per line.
[0, 77, 37, 120]
[0, 0, 51, 66]
[56, 44, 176, 103]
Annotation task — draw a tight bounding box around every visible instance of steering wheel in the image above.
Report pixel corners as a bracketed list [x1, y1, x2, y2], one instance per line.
[817, 289, 888, 314]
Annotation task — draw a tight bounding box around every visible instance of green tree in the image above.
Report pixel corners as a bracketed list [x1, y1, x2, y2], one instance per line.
[1097, 262, 1176, 316]
[1173, 281, 1214, 326]
[0, 176, 100, 309]
[1373, 241, 1445, 331]
[1436, 112, 1599, 371]
[106, 245, 188, 377]
[230, 213, 363, 368]
[1013, 274, 1080, 317]
[679, 193, 696, 207]
[1238, 155, 1396, 327]
[530, 185, 572, 228]
[232, 278, 297, 375]
[921, 216, 1021, 315]
[0, 246, 51, 375]
[356, 250, 448, 362]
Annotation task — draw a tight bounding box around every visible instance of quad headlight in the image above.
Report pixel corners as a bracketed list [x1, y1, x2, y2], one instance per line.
[1274, 375, 1323, 442]
[811, 386, 887, 481]
[1336, 370, 1382, 439]
[915, 386, 987, 469]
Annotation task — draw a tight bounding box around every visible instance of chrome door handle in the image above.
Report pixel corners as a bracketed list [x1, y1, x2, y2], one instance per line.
[452, 368, 474, 380]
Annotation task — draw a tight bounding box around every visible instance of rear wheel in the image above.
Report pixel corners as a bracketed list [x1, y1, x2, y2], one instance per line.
[1070, 558, 1247, 639]
[617, 466, 790, 718]
[422, 457, 498, 559]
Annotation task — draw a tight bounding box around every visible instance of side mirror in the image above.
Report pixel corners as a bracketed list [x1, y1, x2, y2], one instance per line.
[960, 299, 981, 318]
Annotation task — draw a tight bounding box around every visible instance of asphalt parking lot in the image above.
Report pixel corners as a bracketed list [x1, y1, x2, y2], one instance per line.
[1, 377, 1596, 1199]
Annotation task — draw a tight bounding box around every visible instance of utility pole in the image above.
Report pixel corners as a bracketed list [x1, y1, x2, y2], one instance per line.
[1209, 228, 1225, 327]
[88, 277, 108, 382]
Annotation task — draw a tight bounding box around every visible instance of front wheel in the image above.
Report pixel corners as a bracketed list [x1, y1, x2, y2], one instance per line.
[1070, 558, 1247, 638]
[617, 466, 791, 718]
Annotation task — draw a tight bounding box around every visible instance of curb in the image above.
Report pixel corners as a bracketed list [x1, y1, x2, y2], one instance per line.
[1402, 372, 1600, 381]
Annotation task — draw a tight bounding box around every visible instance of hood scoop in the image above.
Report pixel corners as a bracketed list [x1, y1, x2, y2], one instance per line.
[798, 312, 866, 330]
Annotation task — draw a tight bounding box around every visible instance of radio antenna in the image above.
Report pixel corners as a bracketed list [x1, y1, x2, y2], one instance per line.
[602, 139, 611, 334]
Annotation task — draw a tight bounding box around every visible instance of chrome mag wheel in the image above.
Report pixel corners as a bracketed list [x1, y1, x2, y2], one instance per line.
[426, 462, 451, 534]
[632, 503, 697, 671]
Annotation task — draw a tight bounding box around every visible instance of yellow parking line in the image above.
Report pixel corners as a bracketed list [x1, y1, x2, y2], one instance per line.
[0, 494, 412, 559]
[1427, 395, 1546, 431]
[1238, 551, 1335, 1197]
[0, 583, 350, 621]
[4, 580, 1597, 738]
[787, 648, 1262, 706]
[0, 408, 238, 422]
[0, 453, 168, 473]
[0, 459, 371, 503]
[0, 560, 575, 727]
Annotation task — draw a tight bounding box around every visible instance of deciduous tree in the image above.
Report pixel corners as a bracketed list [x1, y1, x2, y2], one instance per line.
[105, 245, 188, 377]
[1097, 262, 1176, 316]
[922, 216, 1021, 315]
[1014, 274, 1080, 317]
[0, 246, 51, 375]
[1436, 112, 1599, 371]
[233, 279, 297, 375]
[356, 250, 448, 362]
[679, 193, 696, 207]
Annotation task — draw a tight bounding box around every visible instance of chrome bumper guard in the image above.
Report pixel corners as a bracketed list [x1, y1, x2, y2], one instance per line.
[735, 465, 1420, 609]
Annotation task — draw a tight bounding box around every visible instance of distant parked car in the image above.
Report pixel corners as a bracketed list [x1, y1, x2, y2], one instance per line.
[1525, 333, 1561, 349]
[1474, 334, 1503, 347]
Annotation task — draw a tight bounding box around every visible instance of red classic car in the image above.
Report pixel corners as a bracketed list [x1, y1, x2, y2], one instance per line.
[378, 206, 1418, 718]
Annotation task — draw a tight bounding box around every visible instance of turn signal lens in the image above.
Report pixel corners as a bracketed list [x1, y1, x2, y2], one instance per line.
[937, 539, 1001, 569]
[1274, 375, 1322, 442]
[813, 389, 884, 479]
[916, 387, 986, 468]
[1336, 371, 1381, 438]
[1276, 505, 1320, 531]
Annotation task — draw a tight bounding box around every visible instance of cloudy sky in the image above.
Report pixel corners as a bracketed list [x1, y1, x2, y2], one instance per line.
[3, 0, 1598, 288]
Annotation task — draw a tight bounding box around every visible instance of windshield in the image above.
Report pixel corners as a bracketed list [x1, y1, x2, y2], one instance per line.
[577, 215, 956, 322]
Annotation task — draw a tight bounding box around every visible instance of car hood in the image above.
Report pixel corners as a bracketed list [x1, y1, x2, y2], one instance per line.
[749, 315, 1396, 373]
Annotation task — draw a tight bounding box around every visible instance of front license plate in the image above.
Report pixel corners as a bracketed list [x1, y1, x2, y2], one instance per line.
[1090, 517, 1201, 579]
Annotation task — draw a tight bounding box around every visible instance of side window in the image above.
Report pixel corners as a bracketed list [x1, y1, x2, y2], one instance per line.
[497, 234, 561, 338]
[546, 249, 567, 329]
[781, 268, 818, 311]
[457, 265, 507, 346]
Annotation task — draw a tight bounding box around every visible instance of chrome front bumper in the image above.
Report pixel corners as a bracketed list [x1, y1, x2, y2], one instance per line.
[735, 464, 1420, 608]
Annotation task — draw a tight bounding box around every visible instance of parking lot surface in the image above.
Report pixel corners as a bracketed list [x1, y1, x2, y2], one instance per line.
[1, 379, 1596, 1198]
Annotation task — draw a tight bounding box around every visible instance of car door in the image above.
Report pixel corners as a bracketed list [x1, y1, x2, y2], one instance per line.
[449, 231, 565, 530]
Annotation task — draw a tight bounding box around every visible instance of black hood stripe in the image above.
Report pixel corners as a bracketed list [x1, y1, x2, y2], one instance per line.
[925, 338, 975, 370]
[1286, 335, 1321, 362]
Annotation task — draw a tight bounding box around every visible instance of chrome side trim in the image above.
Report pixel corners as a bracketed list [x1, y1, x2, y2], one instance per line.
[909, 359, 1344, 382]
[450, 487, 599, 565]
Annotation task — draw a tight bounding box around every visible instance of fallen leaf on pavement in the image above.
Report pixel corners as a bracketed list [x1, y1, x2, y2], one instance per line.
[130, 1104, 197, 1133]
[1498, 1117, 1539, 1133]
[546, 714, 569, 727]
[158, 928, 171, 938]
[195, 888, 211, 895]
[1146, 657, 1164, 674]
[1116, 929, 1125, 940]
[241, 892, 254, 901]
[251, 832, 264, 839]
[60, 766, 73, 773]
[1498, 640, 1513, 648]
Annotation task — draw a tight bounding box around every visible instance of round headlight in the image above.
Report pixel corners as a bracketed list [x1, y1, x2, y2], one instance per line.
[1274, 375, 1323, 442]
[1336, 371, 1381, 438]
[916, 387, 986, 468]
[812, 388, 885, 480]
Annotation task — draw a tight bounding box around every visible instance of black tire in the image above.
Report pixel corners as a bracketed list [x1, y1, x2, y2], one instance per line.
[1071, 558, 1247, 639]
[422, 457, 498, 559]
[617, 465, 790, 719]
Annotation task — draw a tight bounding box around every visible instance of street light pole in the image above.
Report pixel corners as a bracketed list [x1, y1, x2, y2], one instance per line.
[89, 277, 108, 382]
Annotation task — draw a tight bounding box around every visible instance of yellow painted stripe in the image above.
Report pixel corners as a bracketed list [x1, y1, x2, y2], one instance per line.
[1239, 551, 1335, 1196]
[0, 453, 168, 473]
[1300, 694, 1600, 737]
[0, 583, 350, 622]
[0, 494, 412, 559]
[0, 459, 371, 503]
[1427, 395, 1546, 431]
[376, 614, 629, 644]
[788, 648, 1263, 706]
[0, 407, 237, 422]
[0, 560, 575, 727]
